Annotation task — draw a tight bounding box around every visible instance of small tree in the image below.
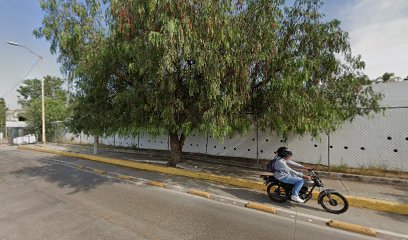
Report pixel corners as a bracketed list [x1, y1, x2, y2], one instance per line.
[17, 76, 70, 139]
[381, 72, 396, 82]
[17, 76, 67, 107]
[25, 98, 70, 138]
[0, 98, 6, 132]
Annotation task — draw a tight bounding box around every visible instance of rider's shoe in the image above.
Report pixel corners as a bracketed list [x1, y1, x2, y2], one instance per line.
[291, 195, 305, 203]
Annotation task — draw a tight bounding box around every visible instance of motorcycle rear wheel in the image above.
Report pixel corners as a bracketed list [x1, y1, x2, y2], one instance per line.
[267, 183, 290, 203]
[319, 192, 349, 214]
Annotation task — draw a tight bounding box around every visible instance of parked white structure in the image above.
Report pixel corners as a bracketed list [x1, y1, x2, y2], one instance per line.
[12, 134, 36, 145]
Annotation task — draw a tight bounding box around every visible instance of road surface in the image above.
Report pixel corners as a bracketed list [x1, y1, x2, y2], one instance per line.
[0, 144, 398, 239]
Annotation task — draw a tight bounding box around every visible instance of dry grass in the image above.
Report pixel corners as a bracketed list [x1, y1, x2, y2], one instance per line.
[308, 164, 408, 180]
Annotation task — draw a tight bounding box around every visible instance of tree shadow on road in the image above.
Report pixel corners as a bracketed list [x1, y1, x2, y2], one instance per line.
[10, 159, 119, 195]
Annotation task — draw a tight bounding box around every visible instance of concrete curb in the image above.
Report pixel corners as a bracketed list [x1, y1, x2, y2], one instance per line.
[147, 181, 166, 188]
[188, 189, 212, 199]
[327, 220, 376, 237]
[117, 174, 134, 180]
[245, 202, 277, 214]
[19, 145, 408, 215]
[93, 168, 107, 174]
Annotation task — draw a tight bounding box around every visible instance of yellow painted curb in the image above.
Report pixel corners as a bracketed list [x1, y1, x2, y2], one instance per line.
[147, 181, 166, 188]
[93, 168, 107, 174]
[18, 145, 408, 215]
[327, 220, 376, 237]
[117, 174, 134, 180]
[188, 189, 212, 198]
[245, 202, 277, 214]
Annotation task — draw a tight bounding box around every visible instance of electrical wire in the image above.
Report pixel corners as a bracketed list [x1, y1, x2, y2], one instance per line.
[1, 58, 41, 98]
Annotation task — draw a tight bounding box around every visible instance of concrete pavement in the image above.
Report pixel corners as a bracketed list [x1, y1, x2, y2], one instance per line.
[27, 143, 408, 207]
[0, 144, 383, 240]
[2, 145, 408, 238]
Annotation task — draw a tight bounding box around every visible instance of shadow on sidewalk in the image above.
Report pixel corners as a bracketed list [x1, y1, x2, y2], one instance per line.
[10, 158, 119, 195]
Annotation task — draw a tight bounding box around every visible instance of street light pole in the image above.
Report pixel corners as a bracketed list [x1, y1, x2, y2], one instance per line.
[6, 41, 46, 144]
[41, 67, 46, 144]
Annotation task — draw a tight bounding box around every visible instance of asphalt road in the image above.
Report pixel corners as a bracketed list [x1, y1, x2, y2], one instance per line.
[0, 145, 387, 239]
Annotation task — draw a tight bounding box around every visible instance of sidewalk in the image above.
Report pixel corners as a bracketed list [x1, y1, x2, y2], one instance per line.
[31, 143, 408, 205]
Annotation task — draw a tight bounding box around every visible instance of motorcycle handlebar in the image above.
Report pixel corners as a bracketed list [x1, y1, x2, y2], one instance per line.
[308, 169, 317, 176]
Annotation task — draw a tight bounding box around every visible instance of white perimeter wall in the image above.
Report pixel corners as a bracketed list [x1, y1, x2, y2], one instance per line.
[59, 82, 408, 172]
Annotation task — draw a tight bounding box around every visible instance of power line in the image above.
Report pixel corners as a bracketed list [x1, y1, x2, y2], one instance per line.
[1, 58, 41, 98]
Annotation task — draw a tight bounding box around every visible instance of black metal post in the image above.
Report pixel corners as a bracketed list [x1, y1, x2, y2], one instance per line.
[205, 132, 209, 154]
[327, 133, 331, 169]
[256, 120, 259, 165]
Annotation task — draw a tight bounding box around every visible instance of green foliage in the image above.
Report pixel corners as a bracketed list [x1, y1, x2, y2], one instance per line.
[17, 76, 67, 107]
[332, 163, 349, 173]
[36, 0, 382, 164]
[0, 98, 6, 128]
[380, 72, 396, 82]
[17, 76, 70, 138]
[247, 0, 382, 136]
[25, 97, 70, 137]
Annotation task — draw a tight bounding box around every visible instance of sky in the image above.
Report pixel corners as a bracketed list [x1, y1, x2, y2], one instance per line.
[0, 0, 407, 109]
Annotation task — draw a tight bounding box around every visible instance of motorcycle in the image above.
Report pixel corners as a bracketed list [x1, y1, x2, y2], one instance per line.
[260, 170, 349, 214]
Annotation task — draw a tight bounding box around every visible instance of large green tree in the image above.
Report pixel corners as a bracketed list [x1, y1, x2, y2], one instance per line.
[36, 0, 381, 166]
[17, 76, 70, 139]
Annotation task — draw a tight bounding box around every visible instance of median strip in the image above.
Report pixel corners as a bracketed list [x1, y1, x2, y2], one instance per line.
[327, 220, 376, 237]
[18, 145, 408, 215]
[245, 202, 277, 214]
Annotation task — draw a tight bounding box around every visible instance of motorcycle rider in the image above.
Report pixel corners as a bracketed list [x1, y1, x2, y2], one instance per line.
[267, 147, 311, 203]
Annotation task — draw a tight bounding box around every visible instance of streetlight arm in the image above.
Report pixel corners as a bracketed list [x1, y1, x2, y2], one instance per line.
[6, 41, 43, 60]
[21, 45, 43, 60]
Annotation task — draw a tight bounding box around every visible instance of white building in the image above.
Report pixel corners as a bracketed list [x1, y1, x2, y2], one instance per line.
[5, 109, 29, 140]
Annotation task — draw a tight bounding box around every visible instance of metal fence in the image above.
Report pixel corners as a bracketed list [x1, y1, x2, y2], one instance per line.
[50, 107, 408, 172]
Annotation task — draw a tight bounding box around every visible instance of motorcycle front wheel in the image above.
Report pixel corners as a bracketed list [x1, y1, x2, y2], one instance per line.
[267, 183, 290, 203]
[319, 192, 349, 214]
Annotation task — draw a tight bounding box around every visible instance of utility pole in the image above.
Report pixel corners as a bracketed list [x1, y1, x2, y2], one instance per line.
[7, 41, 46, 144]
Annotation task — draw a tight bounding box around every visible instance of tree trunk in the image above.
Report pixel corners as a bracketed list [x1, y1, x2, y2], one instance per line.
[169, 133, 186, 167]
[93, 135, 99, 155]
